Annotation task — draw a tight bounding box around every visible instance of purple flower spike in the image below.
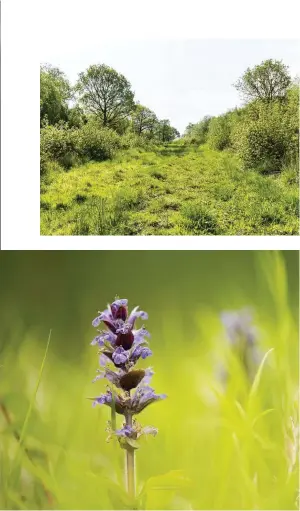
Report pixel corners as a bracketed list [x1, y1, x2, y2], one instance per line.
[89, 297, 166, 450]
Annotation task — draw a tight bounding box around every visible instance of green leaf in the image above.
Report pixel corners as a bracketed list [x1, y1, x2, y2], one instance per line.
[125, 438, 140, 450]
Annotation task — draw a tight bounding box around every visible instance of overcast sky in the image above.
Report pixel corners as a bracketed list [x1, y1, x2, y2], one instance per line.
[41, 38, 299, 134]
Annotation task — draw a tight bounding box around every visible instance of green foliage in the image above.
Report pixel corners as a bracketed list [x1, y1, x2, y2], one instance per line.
[132, 104, 158, 136]
[155, 120, 180, 143]
[185, 116, 212, 145]
[72, 196, 129, 235]
[207, 114, 232, 150]
[75, 64, 135, 128]
[40, 143, 299, 235]
[234, 59, 291, 102]
[232, 97, 298, 173]
[40, 64, 72, 126]
[67, 106, 87, 128]
[40, 123, 81, 171]
[120, 132, 155, 151]
[181, 202, 220, 234]
[76, 121, 121, 161]
[40, 121, 122, 174]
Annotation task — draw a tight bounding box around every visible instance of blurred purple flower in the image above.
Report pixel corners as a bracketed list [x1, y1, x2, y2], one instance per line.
[220, 308, 261, 382]
[221, 308, 257, 346]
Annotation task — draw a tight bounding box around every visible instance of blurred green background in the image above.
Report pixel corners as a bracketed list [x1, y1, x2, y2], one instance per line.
[0, 251, 298, 510]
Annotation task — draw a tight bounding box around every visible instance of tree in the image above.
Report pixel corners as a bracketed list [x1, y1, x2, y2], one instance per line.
[75, 64, 135, 129]
[184, 123, 195, 137]
[67, 106, 88, 128]
[156, 120, 180, 142]
[132, 104, 158, 136]
[184, 116, 212, 143]
[40, 64, 72, 126]
[234, 59, 291, 103]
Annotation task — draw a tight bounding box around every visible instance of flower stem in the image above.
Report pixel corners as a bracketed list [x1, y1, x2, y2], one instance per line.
[125, 412, 135, 499]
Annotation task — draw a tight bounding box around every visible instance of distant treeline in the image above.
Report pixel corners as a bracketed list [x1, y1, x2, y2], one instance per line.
[183, 59, 299, 175]
[40, 63, 179, 175]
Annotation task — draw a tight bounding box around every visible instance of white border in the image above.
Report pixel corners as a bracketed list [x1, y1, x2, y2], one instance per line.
[1, 0, 300, 250]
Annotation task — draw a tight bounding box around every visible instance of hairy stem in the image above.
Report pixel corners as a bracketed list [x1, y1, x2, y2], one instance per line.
[110, 388, 116, 431]
[125, 412, 135, 499]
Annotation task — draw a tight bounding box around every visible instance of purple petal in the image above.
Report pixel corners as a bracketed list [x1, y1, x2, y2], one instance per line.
[99, 354, 110, 366]
[92, 315, 102, 327]
[92, 371, 104, 383]
[92, 392, 112, 407]
[92, 331, 117, 347]
[133, 327, 150, 344]
[115, 424, 134, 437]
[112, 299, 128, 308]
[111, 299, 128, 321]
[141, 347, 152, 359]
[143, 367, 154, 385]
[127, 306, 148, 327]
[112, 346, 128, 365]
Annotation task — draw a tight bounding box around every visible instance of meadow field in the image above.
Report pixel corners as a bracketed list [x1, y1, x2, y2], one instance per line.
[41, 141, 299, 235]
[40, 55, 299, 236]
[0, 251, 298, 510]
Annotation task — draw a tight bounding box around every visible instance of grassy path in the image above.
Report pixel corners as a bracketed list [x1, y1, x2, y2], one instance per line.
[41, 142, 299, 235]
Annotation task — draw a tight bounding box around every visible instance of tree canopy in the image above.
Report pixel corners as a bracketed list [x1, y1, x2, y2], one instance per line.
[75, 64, 135, 128]
[234, 59, 291, 103]
[40, 64, 72, 126]
[156, 120, 180, 142]
[132, 104, 158, 136]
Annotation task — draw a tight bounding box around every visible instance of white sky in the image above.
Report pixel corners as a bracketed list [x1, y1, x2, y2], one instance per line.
[35, 4, 294, 133]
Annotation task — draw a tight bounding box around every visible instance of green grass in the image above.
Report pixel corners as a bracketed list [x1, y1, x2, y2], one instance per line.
[40, 142, 299, 235]
[0, 251, 298, 510]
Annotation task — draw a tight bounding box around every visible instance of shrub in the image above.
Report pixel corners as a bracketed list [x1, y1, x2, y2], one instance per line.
[232, 93, 298, 173]
[40, 123, 81, 171]
[76, 121, 121, 161]
[186, 116, 212, 145]
[120, 132, 155, 150]
[207, 115, 232, 150]
[40, 120, 122, 174]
